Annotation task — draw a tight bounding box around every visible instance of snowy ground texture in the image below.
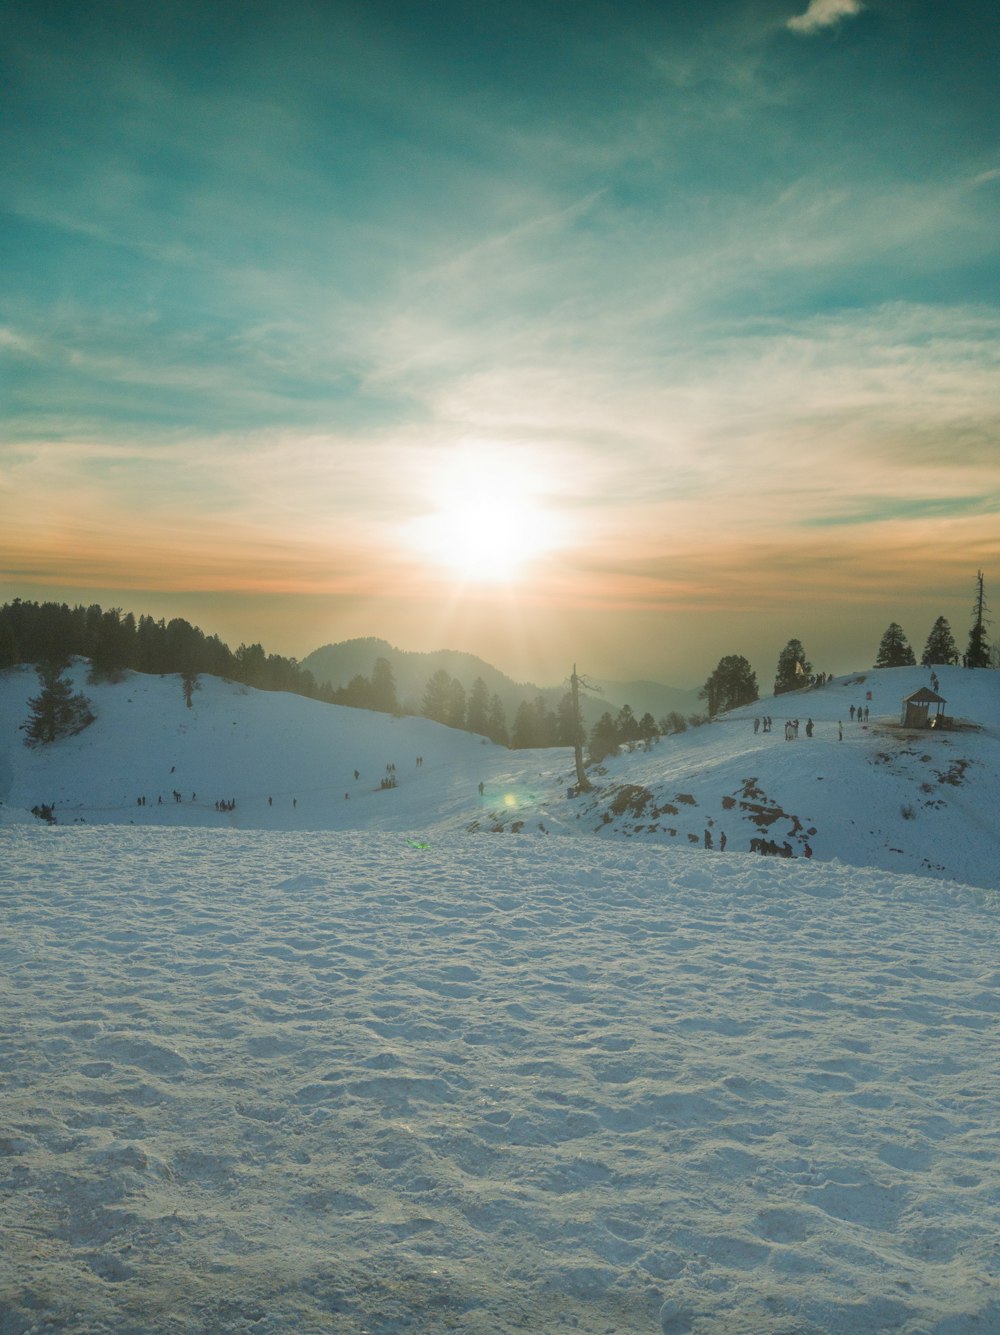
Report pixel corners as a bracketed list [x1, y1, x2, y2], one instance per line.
[2, 830, 999, 1334]
[2, 663, 999, 1332]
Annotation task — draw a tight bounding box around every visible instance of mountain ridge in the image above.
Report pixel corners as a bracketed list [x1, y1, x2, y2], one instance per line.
[302, 638, 700, 725]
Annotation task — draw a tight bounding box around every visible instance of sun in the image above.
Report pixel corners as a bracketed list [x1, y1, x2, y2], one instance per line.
[408, 450, 564, 584]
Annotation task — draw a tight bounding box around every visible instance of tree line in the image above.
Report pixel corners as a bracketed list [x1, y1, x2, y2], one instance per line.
[698, 581, 994, 721]
[0, 598, 324, 698]
[2, 599, 653, 754]
[6, 579, 992, 753]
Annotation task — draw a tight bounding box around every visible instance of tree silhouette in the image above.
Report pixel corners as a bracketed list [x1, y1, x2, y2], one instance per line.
[466, 677, 491, 736]
[701, 654, 758, 716]
[874, 623, 916, 668]
[920, 616, 959, 667]
[774, 640, 811, 695]
[24, 662, 95, 746]
[486, 693, 508, 746]
[421, 669, 455, 725]
[588, 711, 619, 763]
[966, 571, 991, 669]
[369, 657, 399, 714]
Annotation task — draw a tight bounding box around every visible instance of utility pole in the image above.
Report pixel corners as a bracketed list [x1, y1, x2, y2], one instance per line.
[570, 665, 593, 793]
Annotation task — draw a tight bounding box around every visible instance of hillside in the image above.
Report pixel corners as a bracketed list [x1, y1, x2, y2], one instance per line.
[1, 661, 996, 890]
[301, 638, 699, 726]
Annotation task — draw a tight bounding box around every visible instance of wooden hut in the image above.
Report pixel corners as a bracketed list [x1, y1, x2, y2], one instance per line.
[900, 686, 946, 729]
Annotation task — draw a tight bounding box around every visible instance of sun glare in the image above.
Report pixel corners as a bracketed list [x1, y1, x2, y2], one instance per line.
[409, 450, 565, 584]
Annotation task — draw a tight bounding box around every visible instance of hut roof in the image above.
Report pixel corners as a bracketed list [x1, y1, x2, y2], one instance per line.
[902, 687, 946, 705]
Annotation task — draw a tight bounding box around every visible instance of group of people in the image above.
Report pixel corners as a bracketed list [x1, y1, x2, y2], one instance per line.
[783, 718, 815, 739]
[750, 837, 813, 858]
[849, 704, 870, 722]
[755, 716, 815, 738]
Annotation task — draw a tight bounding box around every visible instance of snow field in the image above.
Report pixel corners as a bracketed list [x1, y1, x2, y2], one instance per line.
[2, 828, 998, 1334]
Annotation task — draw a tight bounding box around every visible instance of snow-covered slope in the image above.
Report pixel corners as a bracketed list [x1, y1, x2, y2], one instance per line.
[545, 665, 1000, 892]
[2, 662, 997, 890]
[2, 663, 999, 1333]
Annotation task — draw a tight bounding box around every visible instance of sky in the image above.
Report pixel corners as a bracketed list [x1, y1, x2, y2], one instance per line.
[2, 0, 998, 688]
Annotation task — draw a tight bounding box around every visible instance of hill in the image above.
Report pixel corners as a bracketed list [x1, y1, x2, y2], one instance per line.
[301, 637, 699, 727]
[1, 661, 996, 890]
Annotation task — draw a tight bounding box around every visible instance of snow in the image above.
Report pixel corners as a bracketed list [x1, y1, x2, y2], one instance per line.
[1, 662, 999, 1333]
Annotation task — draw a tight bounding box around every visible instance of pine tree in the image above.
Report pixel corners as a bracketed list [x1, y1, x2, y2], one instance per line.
[874, 622, 916, 668]
[421, 669, 454, 724]
[555, 692, 578, 747]
[588, 711, 619, 762]
[615, 703, 640, 743]
[638, 712, 659, 741]
[24, 661, 95, 746]
[466, 677, 491, 736]
[920, 616, 959, 667]
[511, 696, 554, 748]
[774, 640, 811, 695]
[701, 654, 759, 716]
[446, 678, 467, 730]
[181, 668, 199, 708]
[511, 700, 539, 749]
[369, 657, 399, 714]
[486, 693, 508, 746]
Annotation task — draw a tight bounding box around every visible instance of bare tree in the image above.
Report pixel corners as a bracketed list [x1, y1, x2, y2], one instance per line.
[569, 665, 598, 792]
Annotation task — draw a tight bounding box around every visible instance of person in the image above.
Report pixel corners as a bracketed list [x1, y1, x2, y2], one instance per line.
[719, 831, 727, 852]
[849, 704, 856, 721]
[704, 829, 713, 849]
[805, 718, 814, 737]
[804, 843, 813, 858]
[864, 705, 869, 722]
[838, 721, 843, 741]
[754, 717, 760, 734]
[478, 781, 485, 796]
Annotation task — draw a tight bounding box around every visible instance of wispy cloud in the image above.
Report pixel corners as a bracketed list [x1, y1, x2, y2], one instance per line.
[787, 0, 864, 35]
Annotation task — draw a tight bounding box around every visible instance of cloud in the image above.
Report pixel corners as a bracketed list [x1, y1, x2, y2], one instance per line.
[787, 0, 864, 34]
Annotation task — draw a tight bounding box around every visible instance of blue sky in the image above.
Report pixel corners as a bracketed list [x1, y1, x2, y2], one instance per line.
[2, 0, 998, 685]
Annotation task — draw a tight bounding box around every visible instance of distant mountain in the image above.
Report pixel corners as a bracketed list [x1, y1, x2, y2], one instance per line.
[301, 639, 699, 727]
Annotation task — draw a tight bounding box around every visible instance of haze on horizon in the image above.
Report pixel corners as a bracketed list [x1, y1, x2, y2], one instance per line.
[2, 0, 998, 688]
